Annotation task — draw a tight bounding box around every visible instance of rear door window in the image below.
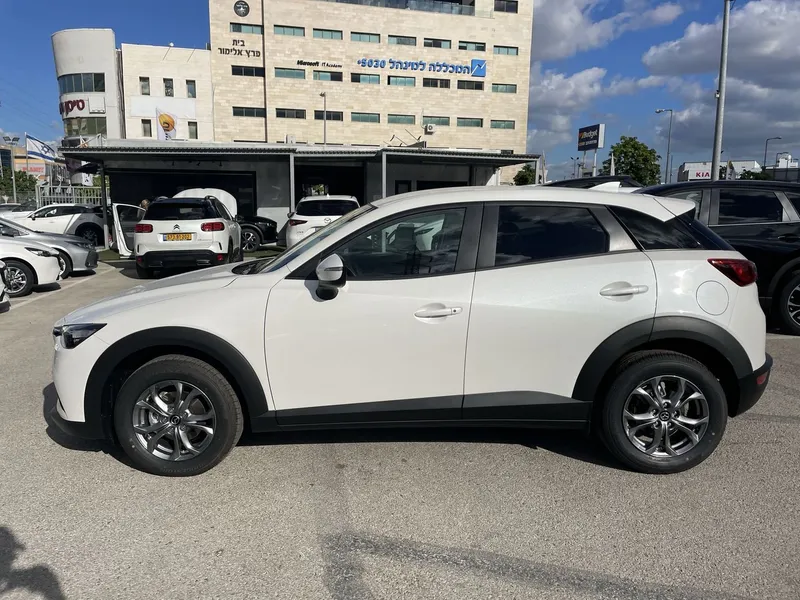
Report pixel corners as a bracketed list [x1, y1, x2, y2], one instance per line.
[296, 200, 358, 217]
[717, 189, 783, 224]
[492, 206, 608, 266]
[145, 201, 216, 220]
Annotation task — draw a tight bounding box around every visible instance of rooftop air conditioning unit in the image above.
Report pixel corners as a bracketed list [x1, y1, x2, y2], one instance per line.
[424, 124, 436, 134]
[285, 134, 297, 144]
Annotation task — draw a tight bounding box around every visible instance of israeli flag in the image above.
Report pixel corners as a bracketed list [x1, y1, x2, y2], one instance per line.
[26, 135, 57, 163]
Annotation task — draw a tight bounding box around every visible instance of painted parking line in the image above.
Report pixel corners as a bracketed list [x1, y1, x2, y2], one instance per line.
[10, 266, 116, 310]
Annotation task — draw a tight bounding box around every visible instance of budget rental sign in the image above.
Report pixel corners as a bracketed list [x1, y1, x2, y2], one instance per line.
[577, 124, 606, 152]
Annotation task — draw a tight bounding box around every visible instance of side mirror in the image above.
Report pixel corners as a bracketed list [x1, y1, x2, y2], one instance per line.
[287, 212, 293, 219]
[0, 226, 16, 237]
[29, 215, 36, 221]
[315, 254, 345, 300]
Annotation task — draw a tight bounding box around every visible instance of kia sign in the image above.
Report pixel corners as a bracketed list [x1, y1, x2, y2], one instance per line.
[577, 124, 605, 152]
[59, 99, 86, 116]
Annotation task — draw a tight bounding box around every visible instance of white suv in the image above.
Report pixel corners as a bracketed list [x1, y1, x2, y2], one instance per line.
[51, 187, 771, 476]
[286, 195, 360, 247]
[8, 203, 105, 246]
[133, 196, 242, 279]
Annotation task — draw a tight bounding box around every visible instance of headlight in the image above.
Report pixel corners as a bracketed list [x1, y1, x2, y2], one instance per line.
[26, 247, 56, 257]
[53, 324, 106, 349]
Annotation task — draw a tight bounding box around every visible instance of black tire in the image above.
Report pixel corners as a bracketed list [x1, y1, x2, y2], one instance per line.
[57, 251, 73, 279]
[241, 227, 262, 253]
[113, 355, 244, 476]
[76, 224, 103, 247]
[600, 350, 727, 474]
[237, 242, 244, 262]
[4, 259, 36, 297]
[776, 272, 800, 335]
[135, 264, 153, 279]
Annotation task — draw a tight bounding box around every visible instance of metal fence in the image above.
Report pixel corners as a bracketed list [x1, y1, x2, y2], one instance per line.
[38, 186, 104, 207]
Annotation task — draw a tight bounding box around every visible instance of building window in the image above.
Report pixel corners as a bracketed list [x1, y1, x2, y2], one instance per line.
[423, 77, 450, 88]
[275, 68, 306, 79]
[388, 76, 415, 87]
[233, 106, 267, 117]
[457, 117, 483, 127]
[314, 110, 344, 121]
[58, 73, 106, 94]
[457, 80, 484, 90]
[276, 108, 307, 119]
[139, 77, 150, 96]
[313, 70, 343, 82]
[352, 112, 380, 123]
[164, 78, 174, 97]
[458, 40, 485, 51]
[494, 45, 519, 55]
[63, 117, 107, 137]
[313, 28, 343, 40]
[491, 120, 515, 129]
[141, 119, 152, 138]
[389, 35, 416, 46]
[423, 116, 450, 127]
[351, 32, 379, 43]
[492, 83, 517, 93]
[186, 80, 196, 98]
[231, 23, 264, 34]
[351, 73, 380, 84]
[188, 121, 198, 139]
[388, 114, 416, 125]
[424, 38, 451, 49]
[232, 65, 266, 77]
[494, 0, 519, 13]
[274, 25, 304, 36]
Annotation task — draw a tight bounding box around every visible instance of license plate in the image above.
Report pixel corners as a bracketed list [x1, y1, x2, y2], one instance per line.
[163, 234, 193, 241]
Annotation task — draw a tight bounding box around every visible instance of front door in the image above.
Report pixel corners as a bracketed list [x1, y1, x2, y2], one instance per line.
[265, 205, 479, 423]
[112, 204, 146, 257]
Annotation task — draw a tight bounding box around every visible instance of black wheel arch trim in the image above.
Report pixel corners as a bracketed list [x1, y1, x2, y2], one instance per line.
[766, 255, 800, 300]
[83, 326, 273, 439]
[572, 316, 753, 402]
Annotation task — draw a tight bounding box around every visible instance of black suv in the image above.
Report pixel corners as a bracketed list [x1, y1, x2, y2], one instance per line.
[636, 180, 800, 334]
[236, 214, 278, 252]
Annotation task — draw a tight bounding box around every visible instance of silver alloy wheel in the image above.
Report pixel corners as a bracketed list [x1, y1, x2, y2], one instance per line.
[57, 254, 67, 277]
[132, 380, 216, 461]
[787, 284, 800, 326]
[242, 230, 259, 252]
[6, 265, 27, 294]
[622, 376, 709, 457]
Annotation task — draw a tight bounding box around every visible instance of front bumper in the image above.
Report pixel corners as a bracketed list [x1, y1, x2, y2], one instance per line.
[50, 400, 105, 440]
[138, 250, 227, 269]
[70, 247, 98, 272]
[734, 353, 773, 416]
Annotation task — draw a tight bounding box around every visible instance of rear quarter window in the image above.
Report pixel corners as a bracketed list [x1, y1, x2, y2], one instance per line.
[610, 205, 731, 251]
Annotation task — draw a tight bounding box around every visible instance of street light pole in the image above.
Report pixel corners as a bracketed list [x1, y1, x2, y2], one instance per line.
[764, 137, 781, 171]
[570, 156, 577, 177]
[2, 135, 19, 203]
[711, 0, 733, 182]
[656, 109, 674, 184]
[319, 92, 327, 148]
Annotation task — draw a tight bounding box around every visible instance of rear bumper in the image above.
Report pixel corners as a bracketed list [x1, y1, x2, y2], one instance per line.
[138, 250, 227, 269]
[734, 353, 772, 416]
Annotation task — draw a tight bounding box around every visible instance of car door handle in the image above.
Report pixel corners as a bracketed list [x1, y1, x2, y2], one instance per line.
[600, 284, 649, 297]
[414, 306, 463, 318]
[779, 234, 800, 242]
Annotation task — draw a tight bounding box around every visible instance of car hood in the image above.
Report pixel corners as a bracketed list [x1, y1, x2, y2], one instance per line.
[57, 263, 242, 325]
[31, 232, 88, 245]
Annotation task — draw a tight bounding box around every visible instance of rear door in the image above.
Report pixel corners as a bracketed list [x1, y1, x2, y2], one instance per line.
[112, 204, 145, 257]
[463, 203, 656, 421]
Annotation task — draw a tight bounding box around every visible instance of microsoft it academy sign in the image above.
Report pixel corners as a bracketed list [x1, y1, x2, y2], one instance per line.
[356, 57, 486, 77]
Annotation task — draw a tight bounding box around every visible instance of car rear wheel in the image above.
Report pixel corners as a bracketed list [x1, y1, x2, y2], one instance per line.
[776, 272, 800, 336]
[4, 260, 36, 297]
[241, 228, 261, 253]
[600, 351, 727, 474]
[57, 251, 73, 279]
[113, 355, 244, 476]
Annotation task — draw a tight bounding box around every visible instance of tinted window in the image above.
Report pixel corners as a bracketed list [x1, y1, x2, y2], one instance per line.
[296, 200, 358, 217]
[611, 206, 702, 250]
[785, 192, 800, 215]
[145, 201, 216, 221]
[665, 189, 703, 219]
[494, 206, 608, 266]
[338, 209, 465, 279]
[717, 190, 783, 224]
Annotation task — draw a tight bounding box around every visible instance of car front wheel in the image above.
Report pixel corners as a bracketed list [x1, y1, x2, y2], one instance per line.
[776, 272, 800, 335]
[4, 259, 35, 297]
[241, 228, 261, 253]
[57, 251, 73, 279]
[113, 355, 243, 476]
[600, 351, 727, 474]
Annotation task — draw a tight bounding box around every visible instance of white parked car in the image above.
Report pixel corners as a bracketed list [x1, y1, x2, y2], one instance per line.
[286, 195, 360, 247]
[51, 186, 771, 476]
[130, 195, 242, 279]
[7, 203, 105, 246]
[0, 238, 61, 297]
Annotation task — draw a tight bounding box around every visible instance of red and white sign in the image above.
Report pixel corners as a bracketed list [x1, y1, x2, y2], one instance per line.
[693, 171, 711, 180]
[59, 99, 86, 116]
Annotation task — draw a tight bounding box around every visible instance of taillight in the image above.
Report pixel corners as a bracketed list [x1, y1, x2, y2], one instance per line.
[201, 222, 225, 232]
[288, 219, 307, 226]
[134, 223, 153, 233]
[708, 258, 757, 287]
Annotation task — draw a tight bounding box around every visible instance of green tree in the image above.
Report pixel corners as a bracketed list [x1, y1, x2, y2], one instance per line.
[513, 163, 536, 186]
[739, 168, 772, 181]
[0, 170, 38, 196]
[600, 136, 662, 186]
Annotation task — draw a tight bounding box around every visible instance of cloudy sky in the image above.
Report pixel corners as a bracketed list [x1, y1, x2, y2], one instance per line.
[0, 0, 797, 182]
[533, 0, 800, 179]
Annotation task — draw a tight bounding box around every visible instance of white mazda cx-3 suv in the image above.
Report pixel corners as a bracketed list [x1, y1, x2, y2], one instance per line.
[51, 186, 770, 476]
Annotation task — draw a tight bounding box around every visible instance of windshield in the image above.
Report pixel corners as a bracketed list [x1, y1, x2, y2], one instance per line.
[237, 203, 375, 275]
[145, 200, 216, 221]
[295, 199, 359, 217]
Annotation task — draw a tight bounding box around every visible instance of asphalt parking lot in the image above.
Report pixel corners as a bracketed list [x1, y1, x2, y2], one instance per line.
[0, 263, 798, 600]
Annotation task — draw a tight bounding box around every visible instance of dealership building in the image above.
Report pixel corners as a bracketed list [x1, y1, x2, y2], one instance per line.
[53, 0, 536, 226]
